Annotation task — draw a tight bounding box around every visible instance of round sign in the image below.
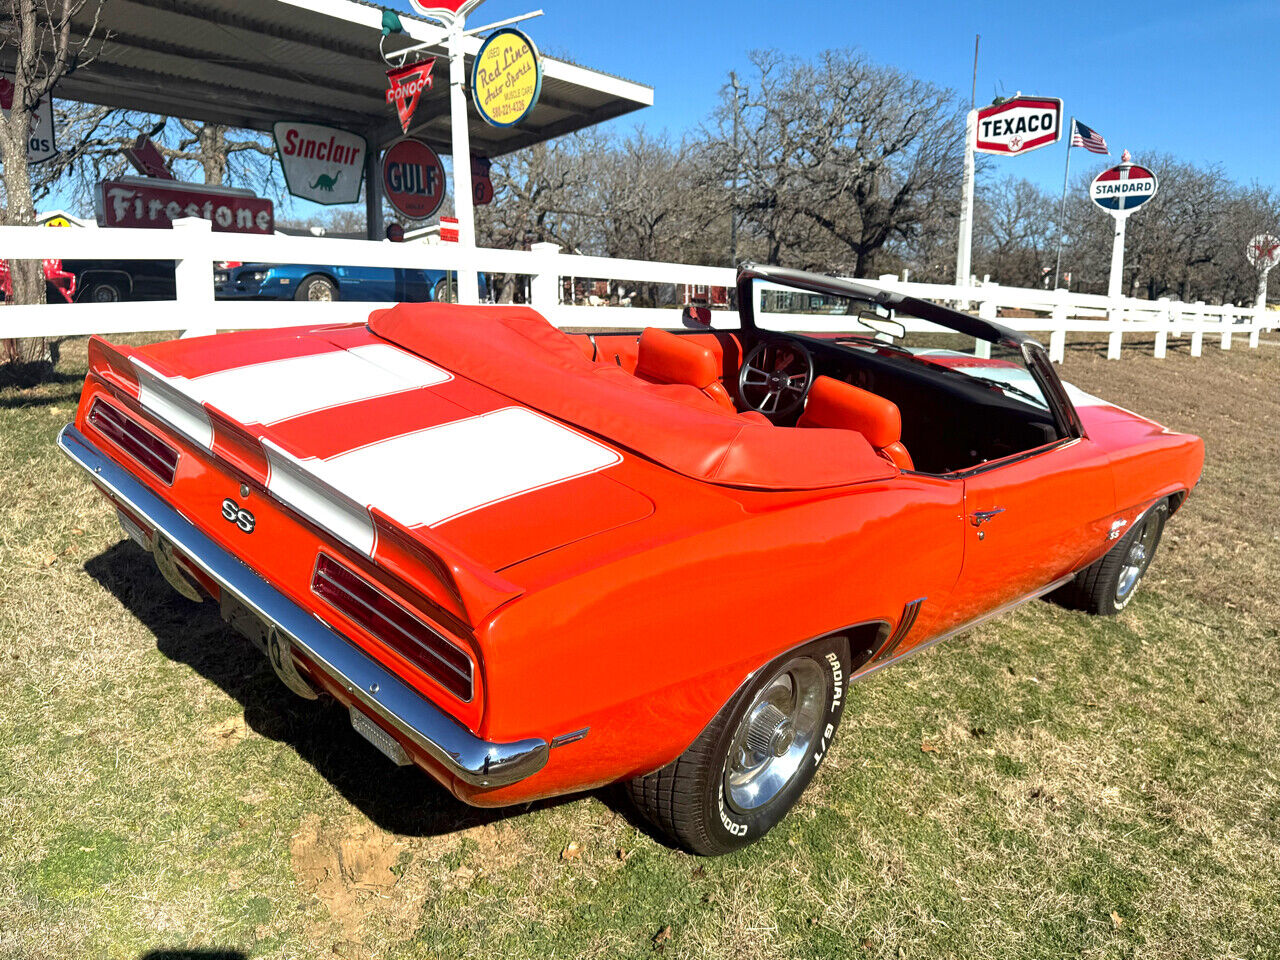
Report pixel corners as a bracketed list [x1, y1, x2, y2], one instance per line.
[470, 28, 542, 128]
[1090, 163, 1159, 216]
[1247, 234, 1280, 270]
[386, 222, 405, 243]
[382, 137, 446, 220]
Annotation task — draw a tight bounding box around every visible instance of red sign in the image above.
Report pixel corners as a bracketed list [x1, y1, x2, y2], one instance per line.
[383, 138, 446, 220]
[386, 59, 435, 135]
[96, 179, 274, 234]
[471, 155, 494, 206]
[439, 216, 459, 243]
[1089, 163, 1158, 214]
[408, 0, 488, 19]
[124, 136, 175, 180]
[975, 96, 1063, 156]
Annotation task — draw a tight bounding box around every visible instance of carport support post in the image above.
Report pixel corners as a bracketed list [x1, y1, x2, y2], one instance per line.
[365, 137, 384, 241]
[448, 23, 480, 305]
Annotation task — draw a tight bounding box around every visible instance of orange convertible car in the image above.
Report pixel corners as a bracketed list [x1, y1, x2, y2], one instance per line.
[60, 265, 1203, 855]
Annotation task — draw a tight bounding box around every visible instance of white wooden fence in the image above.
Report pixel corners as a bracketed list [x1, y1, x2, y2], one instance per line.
[0, 218, 1271, 363]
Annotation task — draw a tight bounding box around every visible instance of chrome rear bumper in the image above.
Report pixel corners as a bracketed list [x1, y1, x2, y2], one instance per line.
[58, 424, 548, 790]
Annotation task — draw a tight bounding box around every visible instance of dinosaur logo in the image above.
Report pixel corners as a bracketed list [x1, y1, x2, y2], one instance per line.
[310, 171, 342, 192]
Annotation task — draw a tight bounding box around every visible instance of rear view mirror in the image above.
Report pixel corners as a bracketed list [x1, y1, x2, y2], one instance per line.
[859, 313, 906, 342]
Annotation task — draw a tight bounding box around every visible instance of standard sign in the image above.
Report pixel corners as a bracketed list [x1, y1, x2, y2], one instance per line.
[471, 28, 542, 127]
[1090, 163, 1159, 215]
[382, 137, 446, 220]
[974, 96, 1063, 155]
[274, 122, 366, 205]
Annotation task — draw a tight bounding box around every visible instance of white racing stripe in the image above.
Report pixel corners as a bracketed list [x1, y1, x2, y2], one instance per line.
[265, 407, 622, 554]
[192, 343, 452, 425]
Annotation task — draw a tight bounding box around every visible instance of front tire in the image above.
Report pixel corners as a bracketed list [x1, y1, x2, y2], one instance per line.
[296, 275, 338, 302]
[85, 280, 125, 303]
[1057, 501, 1169, 615]
[626, 636, 849, 856]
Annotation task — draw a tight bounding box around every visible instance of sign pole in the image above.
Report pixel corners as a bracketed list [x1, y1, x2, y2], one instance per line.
[447, 22, 480, 304]
[1107, 211, 1128, 300]
[1053, 117, 1073, 289]
[955, 108, 977, 293]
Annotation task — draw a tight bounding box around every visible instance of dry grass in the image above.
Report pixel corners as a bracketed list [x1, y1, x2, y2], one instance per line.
[0, 334, 1276, 960]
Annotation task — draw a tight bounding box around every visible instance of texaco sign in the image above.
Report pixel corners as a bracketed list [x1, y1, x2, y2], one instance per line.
[974, 96, 1063, 156]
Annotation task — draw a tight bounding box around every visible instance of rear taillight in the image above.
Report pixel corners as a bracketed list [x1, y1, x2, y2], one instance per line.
[88, 399, 179, 484]
[312, 554, 474, 701]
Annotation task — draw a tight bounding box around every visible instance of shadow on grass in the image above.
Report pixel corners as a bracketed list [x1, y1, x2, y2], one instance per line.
[141, 951, 247, 960]
[82, 540, 614, 841]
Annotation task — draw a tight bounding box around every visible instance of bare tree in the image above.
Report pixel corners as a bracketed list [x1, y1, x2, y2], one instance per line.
[703, 49, 966, 276]
[0, 0, 102, 370]
[33, 105, 278, 213]
[973, 176, 1057, 287]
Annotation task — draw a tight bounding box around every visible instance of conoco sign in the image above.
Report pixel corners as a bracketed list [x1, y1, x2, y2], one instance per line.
[96, 178, 273, 234]
[382, 137, 446, 220]
[975, 96, 1063, 156]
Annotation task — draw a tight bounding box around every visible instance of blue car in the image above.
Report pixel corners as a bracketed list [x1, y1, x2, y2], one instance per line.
[214, 263, 465, 303]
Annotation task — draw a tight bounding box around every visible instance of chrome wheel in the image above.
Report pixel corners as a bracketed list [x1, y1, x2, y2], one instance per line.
[1116, 514, 1160, 603]
[307, 279, 336, 302]
[724, 658, 826, 814]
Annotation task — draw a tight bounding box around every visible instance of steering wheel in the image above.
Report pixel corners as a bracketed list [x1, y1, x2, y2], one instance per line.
[737, 339, 815, 420]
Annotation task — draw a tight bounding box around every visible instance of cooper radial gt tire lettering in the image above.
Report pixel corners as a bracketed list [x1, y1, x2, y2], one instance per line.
[1054, 501, 1169, 616]
[625, 635, 849, 856]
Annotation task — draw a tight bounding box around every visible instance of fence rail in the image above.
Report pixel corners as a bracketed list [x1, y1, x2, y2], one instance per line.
[1, 219, 1272, 361]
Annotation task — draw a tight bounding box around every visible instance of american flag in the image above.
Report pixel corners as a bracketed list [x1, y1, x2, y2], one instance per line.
[1070, 120, 1109, 155]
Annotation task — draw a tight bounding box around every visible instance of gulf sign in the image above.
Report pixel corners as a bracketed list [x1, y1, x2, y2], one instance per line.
[1090, 163, 1159, 214]
[975, 96, 1063, 156]
[273, 122, 366, 205]
[383, 137, 445, 220]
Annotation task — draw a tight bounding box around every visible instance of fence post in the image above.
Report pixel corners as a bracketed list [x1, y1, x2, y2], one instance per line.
[528, 242, 561, 319]
[1153, 297, 1170, 359]
[1049, 298, 1067, 363]
[974, 298, 995, 358]
[1106, 300, 1124, 360]
[1190, 301, 1204, 357]
[1216, 301, 1231, 350]
[1249, 303, 1262, 349]
[173, 218, 215, 339]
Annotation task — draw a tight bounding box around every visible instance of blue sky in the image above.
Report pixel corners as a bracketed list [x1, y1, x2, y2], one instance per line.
[388, 0, 1279, 195]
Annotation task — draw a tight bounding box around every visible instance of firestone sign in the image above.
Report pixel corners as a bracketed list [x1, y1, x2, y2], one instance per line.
[974, 96, 1063, 156]
[96, 178, 274, 234]
[273, 122, 366, 205]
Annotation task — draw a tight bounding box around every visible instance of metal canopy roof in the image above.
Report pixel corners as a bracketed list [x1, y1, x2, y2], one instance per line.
[11, 0, 652, 155]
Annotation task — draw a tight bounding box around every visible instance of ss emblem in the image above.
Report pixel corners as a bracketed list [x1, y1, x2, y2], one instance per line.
[221, 498, 256, 533]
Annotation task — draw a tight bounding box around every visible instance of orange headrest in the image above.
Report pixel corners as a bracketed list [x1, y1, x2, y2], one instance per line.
[797, 376, 902, 449]
[635, 327, 720, 390]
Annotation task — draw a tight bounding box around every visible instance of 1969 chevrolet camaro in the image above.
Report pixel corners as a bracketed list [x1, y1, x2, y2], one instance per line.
[59, 265, 1203, 855]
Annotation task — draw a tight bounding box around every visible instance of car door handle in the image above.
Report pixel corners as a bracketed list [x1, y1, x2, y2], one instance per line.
[969, 508, 1005, 527]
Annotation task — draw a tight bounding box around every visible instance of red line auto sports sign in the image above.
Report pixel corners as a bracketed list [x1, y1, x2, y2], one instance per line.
[975, 96, 1063, 156]
[382, 137, 446, 221]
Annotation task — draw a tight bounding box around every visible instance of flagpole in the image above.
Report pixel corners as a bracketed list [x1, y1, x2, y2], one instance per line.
[1053, 117, 1073, 290]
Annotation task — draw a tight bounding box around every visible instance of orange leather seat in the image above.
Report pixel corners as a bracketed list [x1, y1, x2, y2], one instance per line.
[797, 376, 914, 471]
[634, 328, 737, 415]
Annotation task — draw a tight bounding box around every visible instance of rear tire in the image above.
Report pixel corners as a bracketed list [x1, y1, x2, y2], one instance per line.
[85, 280, 125, 303]
[432, 277, 457, 303]
[1055, 501, 1169, 615]
[626, 636, 849, 856]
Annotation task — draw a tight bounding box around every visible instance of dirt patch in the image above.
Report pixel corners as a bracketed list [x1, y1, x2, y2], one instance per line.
[207, 712, 249, 747]
[290, 815, 407, 939]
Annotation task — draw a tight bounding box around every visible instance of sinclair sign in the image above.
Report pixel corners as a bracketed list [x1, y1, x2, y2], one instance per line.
[273, 122, 366, 205]
[96, 178, 274, 234]
[974, 96, 1063, 156]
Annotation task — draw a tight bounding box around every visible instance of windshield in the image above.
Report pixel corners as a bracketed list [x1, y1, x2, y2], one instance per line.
[751, 279, 1054, 413]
